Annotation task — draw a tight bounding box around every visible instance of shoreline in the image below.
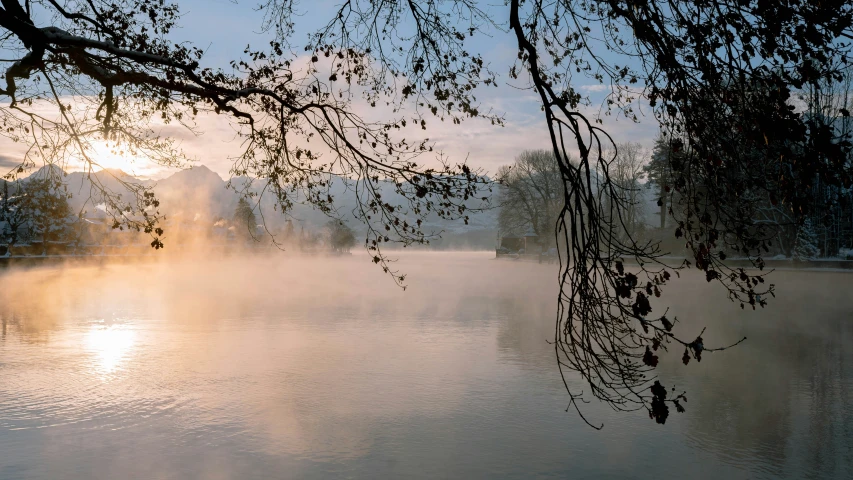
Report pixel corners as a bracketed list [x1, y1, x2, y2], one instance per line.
[494, 253, 853, 271]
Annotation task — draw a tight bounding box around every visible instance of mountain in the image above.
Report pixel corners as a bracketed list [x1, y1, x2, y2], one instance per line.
[155, 164, 223, 191]
[9, 164, 498, 247]
[9, 163, 675, 247]
[28, 164, 67, 179]
[152, 165, 236, 224]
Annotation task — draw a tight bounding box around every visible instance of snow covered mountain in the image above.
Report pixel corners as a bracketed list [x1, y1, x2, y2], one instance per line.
[11, 164, 498, 247]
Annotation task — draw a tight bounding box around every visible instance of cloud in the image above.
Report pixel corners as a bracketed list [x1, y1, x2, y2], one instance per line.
[0, 80, 663, 183]
[415, 93, 661, 172]
[0, 154, 22, 170]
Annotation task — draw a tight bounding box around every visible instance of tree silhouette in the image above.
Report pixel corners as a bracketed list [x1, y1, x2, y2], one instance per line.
[501, 0, 850, 426]
[644, 136, 676, 230]
[0, 0, 490, 274]
[326, 220, 356, 253]
[496, 150, 564, 249]
[1, 0, 851, 425]
[232, 197, 257, 242]
[794, 219, 820, 261]
[605, 142, 648, 241]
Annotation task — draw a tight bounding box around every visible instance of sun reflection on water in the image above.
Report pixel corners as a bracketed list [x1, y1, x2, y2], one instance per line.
[84, 324, 137, 376]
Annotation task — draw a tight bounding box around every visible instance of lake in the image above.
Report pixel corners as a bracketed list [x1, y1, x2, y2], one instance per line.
[1, 252, 851, 479]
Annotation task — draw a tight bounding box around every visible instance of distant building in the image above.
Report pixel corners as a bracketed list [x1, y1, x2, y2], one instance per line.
[497, 228, 540, 254]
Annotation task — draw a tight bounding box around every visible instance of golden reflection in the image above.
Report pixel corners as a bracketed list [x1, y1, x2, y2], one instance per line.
[84, 324, 137, 375]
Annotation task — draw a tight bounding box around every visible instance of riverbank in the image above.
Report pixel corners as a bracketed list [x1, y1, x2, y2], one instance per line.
[0, 249, 353, 269]
[495, 252, 853, 270]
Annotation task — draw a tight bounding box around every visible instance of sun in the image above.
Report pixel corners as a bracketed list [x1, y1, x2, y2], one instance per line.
[90, 141, 137, 173]
[71, 140, 166, 178]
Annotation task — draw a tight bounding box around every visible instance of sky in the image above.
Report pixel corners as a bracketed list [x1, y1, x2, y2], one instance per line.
[0, 0, 661, 181]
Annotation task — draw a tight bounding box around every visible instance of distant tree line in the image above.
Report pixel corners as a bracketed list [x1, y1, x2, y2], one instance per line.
[1, 181, 358, 256]
[500, 125, 853, 261]
[645, 72, 853, 260]
[221, 199, 356, 253]
[497, 145, 649, 253]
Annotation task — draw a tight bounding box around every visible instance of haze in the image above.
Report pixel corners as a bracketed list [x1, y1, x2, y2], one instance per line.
[1, 253, 851, 478]
[1, 0, 852, 479]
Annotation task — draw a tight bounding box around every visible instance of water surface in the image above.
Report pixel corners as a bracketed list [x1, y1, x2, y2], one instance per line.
[1, 253, 851, 479]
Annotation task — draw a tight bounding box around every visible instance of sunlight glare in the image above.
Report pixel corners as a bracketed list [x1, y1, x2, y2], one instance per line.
[84, 324, 137, 375]
[91, 141, 136, 172]
[74, 140, 164, 178]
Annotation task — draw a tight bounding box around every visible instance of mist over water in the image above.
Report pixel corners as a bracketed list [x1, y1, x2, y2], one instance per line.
[0, 253, 851, 479]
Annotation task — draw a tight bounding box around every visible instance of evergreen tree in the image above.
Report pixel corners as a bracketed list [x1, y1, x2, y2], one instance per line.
[0, 180, 28, 252]
[283, 220, 295, 240]
[232, 197, 257, 241]
[644, 135, 676, 229]
[793, 218, 820, 261]
[19, 177, 73, 253]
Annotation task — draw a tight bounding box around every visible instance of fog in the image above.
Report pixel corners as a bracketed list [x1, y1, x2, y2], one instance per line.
[1, 253, 851, 479]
